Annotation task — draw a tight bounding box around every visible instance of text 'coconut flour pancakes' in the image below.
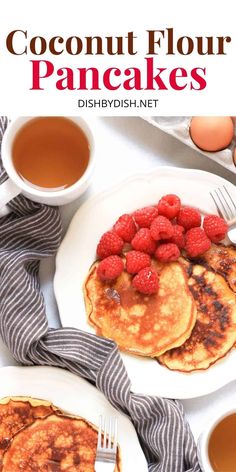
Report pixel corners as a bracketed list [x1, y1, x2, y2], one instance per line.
[84, 260, 197, 357]
[0, 398, 121, 472]
[84, 244, 236, 372]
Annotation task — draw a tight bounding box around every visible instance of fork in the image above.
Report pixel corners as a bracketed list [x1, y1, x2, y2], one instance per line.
[210, 186, 236, 244]
[95, 416, 118, 472]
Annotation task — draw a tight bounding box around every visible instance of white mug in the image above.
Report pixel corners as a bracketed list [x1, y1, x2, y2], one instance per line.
[0, 116, 95, 208]
[197, 408, 236, 472]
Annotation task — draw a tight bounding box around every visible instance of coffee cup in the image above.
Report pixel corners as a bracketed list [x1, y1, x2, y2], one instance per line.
[197, 408, 236, 472]
[0, 116, 95, 208]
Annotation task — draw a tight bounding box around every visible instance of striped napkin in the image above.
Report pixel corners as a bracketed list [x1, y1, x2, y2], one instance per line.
[0, 116, 201, 472]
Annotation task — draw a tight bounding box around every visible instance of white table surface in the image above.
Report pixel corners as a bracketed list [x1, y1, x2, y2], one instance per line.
[1, 116, 236, 442]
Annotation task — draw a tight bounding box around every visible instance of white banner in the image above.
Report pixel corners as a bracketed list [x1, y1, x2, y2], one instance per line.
[0, 0, 235, 115]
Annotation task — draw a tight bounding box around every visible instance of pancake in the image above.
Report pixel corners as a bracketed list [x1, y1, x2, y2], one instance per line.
[84, 260, 197, 357]
[2, 413, 121, 472]
[159, 262, 236, 372]
[195, 244, 236, 293]
[0, 397, 57, 469]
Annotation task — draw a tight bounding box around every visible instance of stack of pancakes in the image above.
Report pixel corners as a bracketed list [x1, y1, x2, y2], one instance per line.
[84, 244, 236, 372]
[0, 397, 121, 471]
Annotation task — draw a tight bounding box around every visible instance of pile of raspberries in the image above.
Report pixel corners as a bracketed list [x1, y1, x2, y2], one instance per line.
[96, 194, 228, 295]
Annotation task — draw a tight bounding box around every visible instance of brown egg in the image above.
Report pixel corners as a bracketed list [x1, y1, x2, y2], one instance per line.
[190, 116, 234, 152]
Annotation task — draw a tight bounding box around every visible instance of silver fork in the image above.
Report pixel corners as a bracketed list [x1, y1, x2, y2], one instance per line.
[210, 186, 236, 244]
[95, 416, 118, 472]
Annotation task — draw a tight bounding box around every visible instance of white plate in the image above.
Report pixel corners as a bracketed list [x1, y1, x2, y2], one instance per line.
[0, 366, 147, 472]
[54, 166, 236, 399]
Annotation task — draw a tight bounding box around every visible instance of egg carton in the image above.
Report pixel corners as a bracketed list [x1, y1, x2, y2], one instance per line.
[143, 117, 236, 175]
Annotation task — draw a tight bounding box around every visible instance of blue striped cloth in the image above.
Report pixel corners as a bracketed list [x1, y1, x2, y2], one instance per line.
[0, 116, 201, 471]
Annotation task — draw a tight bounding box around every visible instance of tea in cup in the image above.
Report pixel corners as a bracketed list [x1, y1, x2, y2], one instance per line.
[198, 409, 236, 472]
[0, 116, 95, 207]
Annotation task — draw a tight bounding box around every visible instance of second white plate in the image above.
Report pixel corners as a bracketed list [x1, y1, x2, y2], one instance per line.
[0, 366, 147, 471]
[54, 166, 236, 399]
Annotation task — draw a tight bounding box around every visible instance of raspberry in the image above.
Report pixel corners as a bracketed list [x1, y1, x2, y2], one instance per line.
[132, 267, 159, 294]
[131, 228, 156, 254]
[126, 251, 151, 274]
[168, 224, 185, 249]
[113, 214, 137, 242]
[97, 256, 124, 281]
[177, 206, 201, 230]
[155, 243, 180, 262]
[185, 227, 211, 257]
[150, 216, 174, 241]
[133, 206, 159, 228]
[203, 214, 228, 243]
[157, 194, 181, 219]
[97, 231, 124, 259]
